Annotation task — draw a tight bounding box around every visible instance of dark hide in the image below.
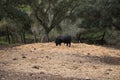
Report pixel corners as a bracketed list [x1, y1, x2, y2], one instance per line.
[55, 35, 71, 47]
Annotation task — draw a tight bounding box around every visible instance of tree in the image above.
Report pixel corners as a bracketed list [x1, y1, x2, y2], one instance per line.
[0, 0, 31, 43]
[78, 0, 120, 30]
[74, 0, 120, 45]
[29, 0, 81, 42]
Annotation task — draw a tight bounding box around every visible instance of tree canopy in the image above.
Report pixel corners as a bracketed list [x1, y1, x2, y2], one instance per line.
[78, 0, 120, 30]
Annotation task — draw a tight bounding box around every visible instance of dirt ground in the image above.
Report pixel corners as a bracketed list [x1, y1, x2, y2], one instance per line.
[0, 43, 120, 80]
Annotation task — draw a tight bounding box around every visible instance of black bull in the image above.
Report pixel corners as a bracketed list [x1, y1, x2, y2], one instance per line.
[55, 35, 71, 47]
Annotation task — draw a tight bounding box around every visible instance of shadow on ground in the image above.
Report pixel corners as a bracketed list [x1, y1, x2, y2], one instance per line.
[99, 44, 120, 50]
[87, 55, 120, 65]
[0, 44, 23, 50]
[0, 70, 92, 80]
[100, 56, 120, 65]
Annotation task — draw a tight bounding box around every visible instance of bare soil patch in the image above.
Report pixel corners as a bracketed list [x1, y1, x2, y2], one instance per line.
[0, 43, 120, 80]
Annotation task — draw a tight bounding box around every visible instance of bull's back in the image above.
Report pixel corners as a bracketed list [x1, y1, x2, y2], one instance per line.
[60, 35, 71, 42]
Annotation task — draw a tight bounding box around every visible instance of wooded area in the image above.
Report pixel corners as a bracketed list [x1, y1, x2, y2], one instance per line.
[0, 0, 120, 45]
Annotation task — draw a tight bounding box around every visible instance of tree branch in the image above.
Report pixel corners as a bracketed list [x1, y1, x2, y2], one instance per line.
[49, 2, 80, 31]
[45, 0, 51, 14]
[34, 9, 49, 31]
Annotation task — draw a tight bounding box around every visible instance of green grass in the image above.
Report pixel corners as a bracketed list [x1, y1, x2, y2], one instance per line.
[0, 41, 9, 45]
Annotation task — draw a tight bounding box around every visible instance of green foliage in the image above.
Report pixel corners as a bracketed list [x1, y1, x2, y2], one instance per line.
[78, 0, 120, 30]
[30, 0, 81, 33]
[80, 31, 105, 39]
[0, 0, 120, 44]
[0, 0, 32, 30]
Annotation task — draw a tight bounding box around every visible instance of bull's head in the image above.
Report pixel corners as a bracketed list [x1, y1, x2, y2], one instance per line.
[55, 38, 61, 46]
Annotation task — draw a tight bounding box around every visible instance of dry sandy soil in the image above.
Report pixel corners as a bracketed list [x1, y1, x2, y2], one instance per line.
[0, 43, 120, 80]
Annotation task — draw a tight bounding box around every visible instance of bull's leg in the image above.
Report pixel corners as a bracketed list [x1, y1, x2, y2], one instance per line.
[66, 43, 68, 46]
[68, 42, 71, 47]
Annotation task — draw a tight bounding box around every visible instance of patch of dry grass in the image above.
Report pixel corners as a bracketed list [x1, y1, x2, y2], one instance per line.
[0, 43, 120, 80]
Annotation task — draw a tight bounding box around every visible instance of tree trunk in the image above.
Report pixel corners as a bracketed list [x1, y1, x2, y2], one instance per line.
[20, 33, 23, 43]
[20, 32, 26, 44]
[10, 34, 15, 43]
[41, 32, 49, 43]
[34, 33, 37, 43]
[6, 27, 11, 44]
[22, 32, 26, 44]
